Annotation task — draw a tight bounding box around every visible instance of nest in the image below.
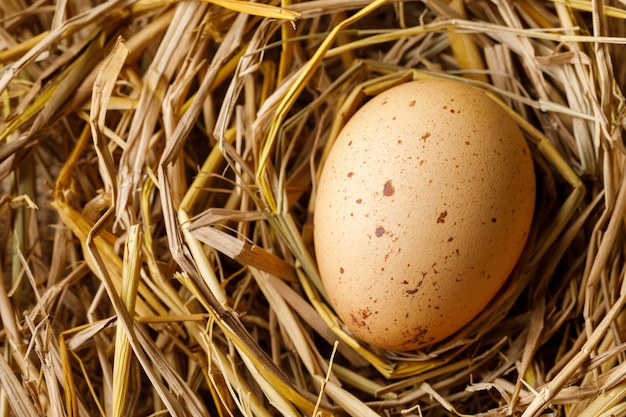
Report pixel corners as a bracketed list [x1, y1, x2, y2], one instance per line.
[1, 0, 625, 416]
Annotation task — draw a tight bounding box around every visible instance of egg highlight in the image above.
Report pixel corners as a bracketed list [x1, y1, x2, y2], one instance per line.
[314, 79, 536, 351]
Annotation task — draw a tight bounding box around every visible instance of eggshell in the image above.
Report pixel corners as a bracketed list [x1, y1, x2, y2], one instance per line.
[314, 79, 535, 351]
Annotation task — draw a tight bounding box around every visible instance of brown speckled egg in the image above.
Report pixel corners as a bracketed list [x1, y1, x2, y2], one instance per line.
[314, 79, 535, 351]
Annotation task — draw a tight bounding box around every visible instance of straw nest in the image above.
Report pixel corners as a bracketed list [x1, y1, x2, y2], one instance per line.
[1, 0, 625, 416]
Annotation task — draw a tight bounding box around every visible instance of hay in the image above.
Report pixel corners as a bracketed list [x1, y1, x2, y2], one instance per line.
[0, 0, 625, 416]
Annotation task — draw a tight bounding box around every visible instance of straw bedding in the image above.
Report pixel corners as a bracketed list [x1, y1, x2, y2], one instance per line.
[0, 0, 625, 416]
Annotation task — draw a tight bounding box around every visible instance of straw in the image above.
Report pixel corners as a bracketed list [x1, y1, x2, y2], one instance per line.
[1, 0, 625, 416]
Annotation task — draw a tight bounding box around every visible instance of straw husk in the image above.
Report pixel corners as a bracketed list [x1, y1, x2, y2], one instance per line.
[0, 0, 625, 416]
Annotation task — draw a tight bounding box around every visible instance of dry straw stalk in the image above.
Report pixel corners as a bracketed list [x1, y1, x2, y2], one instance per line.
[0, 0, 625, 416]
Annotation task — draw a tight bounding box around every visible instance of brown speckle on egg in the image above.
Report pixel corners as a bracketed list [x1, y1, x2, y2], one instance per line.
[383, 180, 395, 196]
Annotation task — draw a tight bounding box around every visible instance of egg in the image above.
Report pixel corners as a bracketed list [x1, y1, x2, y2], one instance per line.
[313, 79, 535, 351]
